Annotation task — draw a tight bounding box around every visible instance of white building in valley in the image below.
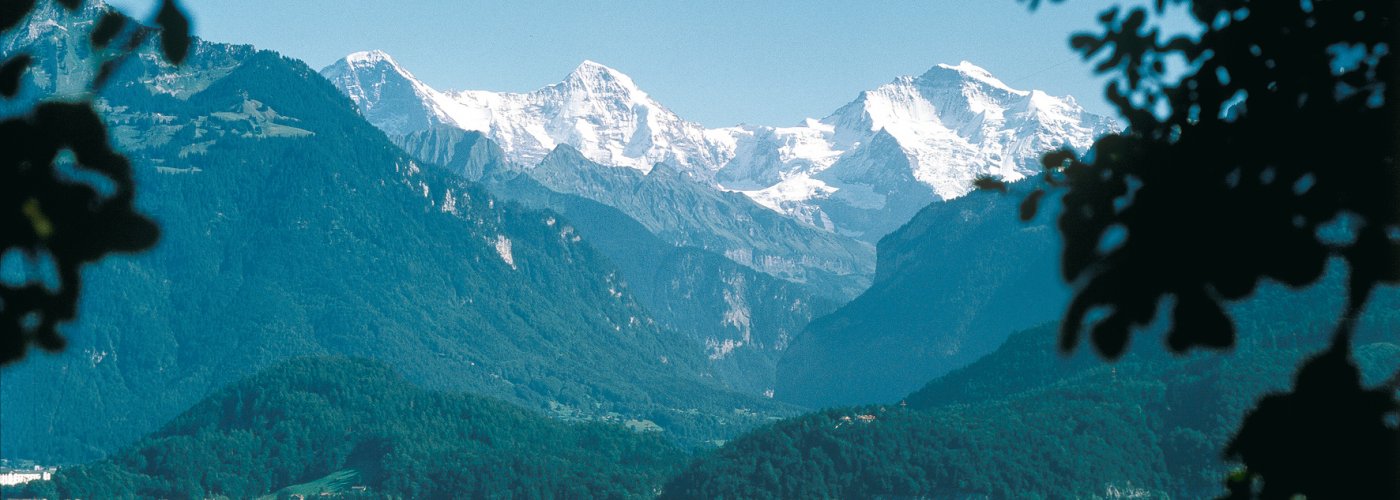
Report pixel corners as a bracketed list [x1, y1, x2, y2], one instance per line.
[0, 467, 53, 486]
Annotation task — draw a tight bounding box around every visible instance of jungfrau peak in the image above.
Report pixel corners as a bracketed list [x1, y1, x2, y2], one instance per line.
[818, 60, 1115, 199]
[719, 60, 1117, 239]
[323, 54, 1116, 241]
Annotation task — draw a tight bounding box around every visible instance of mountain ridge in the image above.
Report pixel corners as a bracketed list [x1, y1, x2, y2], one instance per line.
[775, 181, 1067, 407]
[323, 51, 1115, 243]
[0, 6, 793, 462]
[324, 52, 726, 174]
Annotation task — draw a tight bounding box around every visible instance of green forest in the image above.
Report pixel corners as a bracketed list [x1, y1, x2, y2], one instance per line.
[5, 357, 687, 499]
[2, 0, 1395, 497]
[664, 279, 1400, 498]
[11, 270, 1396, 498]
[2, 15, 793, 463]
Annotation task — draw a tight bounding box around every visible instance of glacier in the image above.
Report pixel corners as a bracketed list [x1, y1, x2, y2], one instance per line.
[322, 51, 1116, 242]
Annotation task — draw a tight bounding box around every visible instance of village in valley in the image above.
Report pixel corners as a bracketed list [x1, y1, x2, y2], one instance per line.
[0, 460, 56, 488]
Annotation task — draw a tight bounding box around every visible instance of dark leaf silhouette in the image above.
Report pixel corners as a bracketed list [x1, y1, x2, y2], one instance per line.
[1020, 189, 1045, 221]
[155, 0, 190, 65]
[0, 54, 31, 97]
[90, 11, 125, 49]
[92, 59, 117, 90]
[972, 175, 1008, 193]
[1005, 0, 1399, 495]
[0, 102, 160, 364]
[0, 0, 35, 33]
[1224, 344, 1399, 498]
[1007, 0, 1399, 359]
[2, 0, 189, 365]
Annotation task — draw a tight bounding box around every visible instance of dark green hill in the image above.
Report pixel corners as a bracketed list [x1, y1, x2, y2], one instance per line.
[664, 371, 1172, 499]
[7, 357, 686, 499]
[776, 184, 1066, 408]
[0, 5, 790, 463]
[665, 277, 1400, 498]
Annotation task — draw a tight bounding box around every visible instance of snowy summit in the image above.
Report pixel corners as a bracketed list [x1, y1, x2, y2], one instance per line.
[322, 54, 1117, 239]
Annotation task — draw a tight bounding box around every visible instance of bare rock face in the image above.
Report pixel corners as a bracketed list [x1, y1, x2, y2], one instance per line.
[325, 53, 1114, 244]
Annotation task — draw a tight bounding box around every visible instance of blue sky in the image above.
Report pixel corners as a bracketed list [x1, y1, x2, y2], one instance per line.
[108, 0, 1191, 127]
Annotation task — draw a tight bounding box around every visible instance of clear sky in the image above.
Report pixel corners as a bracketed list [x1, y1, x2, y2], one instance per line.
[106, 0, 1190, 128]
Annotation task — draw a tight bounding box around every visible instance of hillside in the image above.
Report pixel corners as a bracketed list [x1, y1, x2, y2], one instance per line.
[666, 276, 1400, 497]
[776, 182, 1066, 407]
[6, 357, 687, 498]
[395, 125, 876, 300]
[0, 4, 791, 463]
[482, 168, 840, 395]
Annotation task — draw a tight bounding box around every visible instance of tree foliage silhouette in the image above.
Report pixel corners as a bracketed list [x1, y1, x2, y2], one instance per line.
[990, 0, 1399, 496]
[0, 0, 189, 365]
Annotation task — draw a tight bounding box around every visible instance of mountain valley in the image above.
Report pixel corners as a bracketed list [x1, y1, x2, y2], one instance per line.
[6, 1, 1385, 498]
[0, 3, 794, 463]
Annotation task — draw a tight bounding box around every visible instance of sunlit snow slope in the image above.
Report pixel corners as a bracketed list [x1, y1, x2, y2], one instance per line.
[322, 52, 1115, 242]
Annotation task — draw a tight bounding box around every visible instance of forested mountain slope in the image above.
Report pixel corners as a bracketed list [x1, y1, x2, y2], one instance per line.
[667, 275, 1400, 497]
[777, 183, 1065, 407]
[391, 125, 841, 396]
[6, 357, 687, 499]
[0, 4, 791, 462]
[483, 170, 839, 396]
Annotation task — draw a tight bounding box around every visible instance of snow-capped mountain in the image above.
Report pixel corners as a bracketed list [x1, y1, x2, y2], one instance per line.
[318, 50, 459, 137]
[323, 51, 727, 173]
[824, 61, 1114, 198]
[714, 61, 1116, 238]
[322, 52, 1115, 242]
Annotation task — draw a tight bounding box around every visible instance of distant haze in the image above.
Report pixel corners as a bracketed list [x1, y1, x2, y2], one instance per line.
[105, 0, 1195, 127]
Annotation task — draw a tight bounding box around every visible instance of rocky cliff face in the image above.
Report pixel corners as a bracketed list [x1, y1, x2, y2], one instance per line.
[325, 53, 1114, 244]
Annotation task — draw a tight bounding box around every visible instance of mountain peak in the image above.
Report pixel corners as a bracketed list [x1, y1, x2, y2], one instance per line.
[924, 60, 1026, 95]
[330, 50, 422, 84]
[319, 50, 451, 137]
[576, 59, 612, 71]
[343, 50, 403, 69]
[936, 60, 987, 73]
[543, 142, 589, 163]
[562, 60, 644, 97]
